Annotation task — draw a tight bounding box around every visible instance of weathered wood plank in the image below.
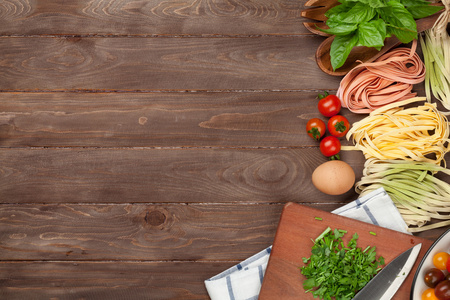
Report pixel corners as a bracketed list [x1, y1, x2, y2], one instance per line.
[0, 203, 347, 261]
[0, 261, 224, 300]
[1, 0, 308, 36]
[0, 203, 280, 261]
[0, 36, 341, 91]
[0, 91, 361, 147]
[0, 148, 365, 204]
[0, 202, 442, 262]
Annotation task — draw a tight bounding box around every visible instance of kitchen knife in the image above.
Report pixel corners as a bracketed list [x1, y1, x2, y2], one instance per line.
[352, 243, 422, 300]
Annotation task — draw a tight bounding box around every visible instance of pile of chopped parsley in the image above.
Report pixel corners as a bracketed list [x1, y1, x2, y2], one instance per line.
[300, 227, 385, 300]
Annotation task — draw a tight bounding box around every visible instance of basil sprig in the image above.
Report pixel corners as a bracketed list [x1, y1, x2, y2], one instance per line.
[322, 0, 442, 70]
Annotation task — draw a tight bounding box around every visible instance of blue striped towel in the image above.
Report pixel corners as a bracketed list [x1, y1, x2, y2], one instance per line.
[204, 187, 409, 300]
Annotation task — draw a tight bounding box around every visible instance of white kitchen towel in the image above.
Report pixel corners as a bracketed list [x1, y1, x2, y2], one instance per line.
[204, 187, 409, 300]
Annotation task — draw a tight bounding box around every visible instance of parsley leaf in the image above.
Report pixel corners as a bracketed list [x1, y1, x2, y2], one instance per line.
[300, 227, 385, 300]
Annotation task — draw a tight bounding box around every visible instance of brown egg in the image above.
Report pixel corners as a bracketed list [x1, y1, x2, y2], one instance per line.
[312, 160, 355, 195]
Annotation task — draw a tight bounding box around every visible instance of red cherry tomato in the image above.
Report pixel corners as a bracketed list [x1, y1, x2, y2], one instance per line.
[320, 136, 341, 159]
[447, 256, 450, 273]
[327, 115, 350, 138]
[424, 268, 446, 288]
[435, 280, 450, 300]
[433, 252, 450, 270]
[306, 118, 326, 141]
[422, 288, 439, 300]
[318, 92, 341, 117]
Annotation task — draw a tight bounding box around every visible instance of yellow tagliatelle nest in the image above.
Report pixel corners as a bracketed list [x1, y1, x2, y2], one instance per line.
[344, 97, 450, 166]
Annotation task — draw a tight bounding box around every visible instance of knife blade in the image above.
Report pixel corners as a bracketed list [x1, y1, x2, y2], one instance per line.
[352, 243, 422, 300]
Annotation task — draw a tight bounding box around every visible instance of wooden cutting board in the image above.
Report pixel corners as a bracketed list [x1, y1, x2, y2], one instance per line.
[259, 202, 433, 299]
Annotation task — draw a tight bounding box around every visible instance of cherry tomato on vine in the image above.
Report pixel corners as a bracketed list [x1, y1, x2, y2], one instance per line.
[318, 91, 341, 117]
[306, 118, 326, 141]
[328, 115, 350, 138]
[424, 268, 446, 288]
[320, 136, 341, 159]
[433, 252, 450, 270]
[422, 288, 439, 300]
[435, 280, 450, 300]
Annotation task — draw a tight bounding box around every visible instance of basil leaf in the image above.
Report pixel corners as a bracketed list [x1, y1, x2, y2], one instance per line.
[337, 0, 353, 4]
[330, 33, 359, 70]
[326, 2, 376, 24]
[357, 19, 386, 49]
[340, 3, 376, 24]
[400, 0, 443, 18]
[405, 5, 443, 19]
[325, 3, 352, 19]
[342, 0, 383, 4]
[361, 0, 387, 8]
[400, 0, 435, 7]
[371, 18, 388, 37]
[321, 22, 358, 36]
[379, 1, 417, 43]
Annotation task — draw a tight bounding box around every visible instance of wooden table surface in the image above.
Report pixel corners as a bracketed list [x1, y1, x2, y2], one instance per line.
[0, 1, 447, 299]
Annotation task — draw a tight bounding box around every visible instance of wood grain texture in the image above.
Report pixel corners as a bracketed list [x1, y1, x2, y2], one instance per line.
[0, 0, 307, 36]
[0, 203, 283, 261]
[0, 203, 346, 261]
[0, 261, 226, 300]
[0, 0, 444, 298]
[0, 91, 359, 147]
[0, 36, 341, 91]
[0, 203, 443, 262]
[0, 148, 365, 204]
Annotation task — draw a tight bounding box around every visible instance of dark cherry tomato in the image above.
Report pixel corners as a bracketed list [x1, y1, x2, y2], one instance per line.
[424, 268, 446, 288]
[318, 92, 341, 117]
[306, 118, 326, 141]
[320, 136, 341, 159]
[327, 115, 350, 138]
[435, 280, 450, 300]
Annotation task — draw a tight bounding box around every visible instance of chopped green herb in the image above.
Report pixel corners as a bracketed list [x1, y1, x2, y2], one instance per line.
[300, 227, 385, 299]
[369, 231, 377, 236]
[315, 217, 323, 221]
